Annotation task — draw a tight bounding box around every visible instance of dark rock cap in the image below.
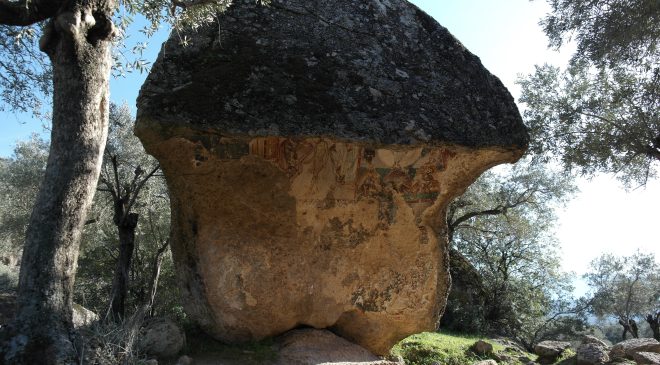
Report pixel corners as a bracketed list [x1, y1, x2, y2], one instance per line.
[137, 0, 528, 149]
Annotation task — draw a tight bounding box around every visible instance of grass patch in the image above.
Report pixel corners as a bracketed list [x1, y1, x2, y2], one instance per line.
[390, 331, 548, 365]
[391, 331, 504, 365]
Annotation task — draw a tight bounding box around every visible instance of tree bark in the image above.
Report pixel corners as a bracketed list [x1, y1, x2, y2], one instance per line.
[647, 313, 659, 341]
[0, 1, 115, 363]
[109, 213, 139, 321]
[619, 317, 639, 341]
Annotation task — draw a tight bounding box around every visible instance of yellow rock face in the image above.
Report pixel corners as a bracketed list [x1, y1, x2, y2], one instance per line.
[145, 135, 521, 355]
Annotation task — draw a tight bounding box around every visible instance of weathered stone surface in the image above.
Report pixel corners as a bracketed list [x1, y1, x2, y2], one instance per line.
[577, 343, 609, 365]
[611, 339, 660, 360]
[535, 340, 572, 361]
[72, 303, 98, 328]
[632, 351, 660, 364]
[275, 329, 400, 365]
[137, 0, 526, 149]
[582, 335, 609, 348]
[136, 0, 527, 356]
[139, 317, 186, 358]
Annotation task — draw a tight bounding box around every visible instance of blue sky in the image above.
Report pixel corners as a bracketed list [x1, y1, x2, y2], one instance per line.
[1, 0, 658, 291]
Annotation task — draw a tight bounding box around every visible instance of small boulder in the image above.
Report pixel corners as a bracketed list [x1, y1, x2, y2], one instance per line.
[610, 338, 660, 360]
[535, 340, 572, 358]
[577, 343, 610, 365]
[138, 317, 186, 358]
[632, 352, 660, 364]
[582, 335, 609, 348]
[72, 303, 98, 328]
[493, 353, 513, 362]
[276, 328, 400, 365]
[144, 360, 158, 365]
[471, 340, 494, 356]
[176, 355, 194, 365]
[472, 360, 497, 365]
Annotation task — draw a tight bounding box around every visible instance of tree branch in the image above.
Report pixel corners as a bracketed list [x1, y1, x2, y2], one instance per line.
[0, 0, 61, 26]
[124, 164, 160, 214]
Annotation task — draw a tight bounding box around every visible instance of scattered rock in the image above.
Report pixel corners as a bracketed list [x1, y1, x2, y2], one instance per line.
[0, 294, 98, 329]
[176, 355, 194, 365]
[385, 354, 405, 364]
[136, 0, 527, 355]
[535, 340, 572, 357]
[72, 303, 98, 328]
[535, 340, 572, 363]
[275, 328, 400, 365]
[138, 317, 186, 358]
[577, 342, 609, 365]
[632, 351, 660, 364]
[610, 338, 660, 360]
[581, 335, 609, 348]
[471, 340, 494, 356]
[472, 360, 497, 365]
[144, 360, 158, 365]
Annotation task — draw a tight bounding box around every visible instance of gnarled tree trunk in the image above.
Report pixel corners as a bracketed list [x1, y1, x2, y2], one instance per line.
[647, 312, 660, 341]
[0, 1, 115, 363]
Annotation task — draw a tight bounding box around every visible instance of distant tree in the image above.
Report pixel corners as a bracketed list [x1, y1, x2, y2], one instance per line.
[519, 0, 659, 185]
[445, 160, 584, 348]
[0, 135, 48, 255]
[96, 103, 161, 321]
[584, 252, 660, 340]
[647, 311, 660, 341]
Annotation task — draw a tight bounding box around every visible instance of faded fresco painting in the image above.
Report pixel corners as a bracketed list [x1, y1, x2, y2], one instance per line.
[248, 137, 457, 216]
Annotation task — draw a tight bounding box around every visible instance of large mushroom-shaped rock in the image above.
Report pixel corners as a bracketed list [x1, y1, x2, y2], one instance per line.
[135, 0, 528, 355]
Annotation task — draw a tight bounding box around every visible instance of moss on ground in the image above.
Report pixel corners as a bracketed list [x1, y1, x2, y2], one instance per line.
[391, 331, 542, 365]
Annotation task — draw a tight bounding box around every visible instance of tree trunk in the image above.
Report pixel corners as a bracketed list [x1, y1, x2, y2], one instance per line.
[619, 317, 639, 341]
[630, 319, 639, 339]
[0, 2, 114, 364]
[647, 313, 660, 341]
[109, 213, 139, 321]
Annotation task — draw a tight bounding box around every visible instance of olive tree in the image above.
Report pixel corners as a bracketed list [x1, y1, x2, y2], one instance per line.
[0, 1, 235, 362]
[519, 0, 659, 185]
[445, 160, 584, 348]
[585, 252, 660, 340]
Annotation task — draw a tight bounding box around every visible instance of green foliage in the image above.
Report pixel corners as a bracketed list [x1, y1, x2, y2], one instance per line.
[0, 25, 51, 117]
[0, 104, 178, 317]
[391, 332, 495, 365]
[519, 0, 660, 185]
[541, 0, 659, 67]
[519, 62, 659, 185]
[391, 332, 543, 365]
[446, 160, 584, 347]
[75, 103, 174, 317]
[0, 134, 49, 254]
[0, 263, 18, 293]
[585, 252, 660, 325]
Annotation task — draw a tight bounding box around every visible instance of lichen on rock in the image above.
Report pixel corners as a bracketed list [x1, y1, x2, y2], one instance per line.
[136, 0, 528, 355]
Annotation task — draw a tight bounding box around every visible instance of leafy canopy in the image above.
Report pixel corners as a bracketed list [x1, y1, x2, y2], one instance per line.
[446, 160, 582, 346]
[585, 252, 660, 322]
[0, 0, 244, 115]
[519, 0, 660, 185]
